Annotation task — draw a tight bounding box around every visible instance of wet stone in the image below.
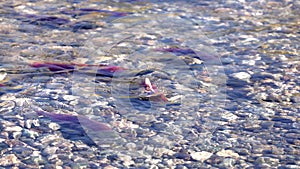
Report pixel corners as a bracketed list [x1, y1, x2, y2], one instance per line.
[72, 21, 99, 32]
[0, 68, 7, 81]
[12, 146, 34, 159]
[260, 121, 274, 129]
[235, 148, 250, 156]
[48, 122, 60, 131]
[255, 164, 272, 169]
[219, 158, 236, 168]
[150, 122, 168, 131]
[231, 72, 251, 82]
[22, 129, 39, 139]
[216, 149, 240, 158]
[206, 154, 224, 165]
[174, 150, 191, 160]
[255, 157, 280, 165]
[107, 154, 119, 162]
[0, 154, 21, 166]
[190, 151, 213, 162]
[4, 126, 23, 132]
[42, 146, 58, 156]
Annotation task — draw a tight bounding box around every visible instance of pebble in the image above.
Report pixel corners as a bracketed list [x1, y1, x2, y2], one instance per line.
[22, 129, 39, 139]
[221, 111, 239, 122]
[104, 165, 118, 169]
[0, 68, 7, 81]
[255, 157, 280, 165]
[42, 146, 58, 155]
[232, 72, 251, 82]
[216, 149, 240, 158]
[48, 122, 60, 130]
[12, 131, 22, 139]
[190, 151, 213, 162]
[13, 146, 34, 159]
[125, 142, 136, 151]
[219, 158, 236, 168]
[4, 126, 23, 132]
[30, 150, 44, 165]
[0, 154, 20, 166]
[118, 153, 134, 167]
[174, 149, 191, 160]
[62, 95, 79, 101]
[235, 148, 250, 156]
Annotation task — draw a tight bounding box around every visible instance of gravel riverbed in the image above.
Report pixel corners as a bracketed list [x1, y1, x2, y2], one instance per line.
[0, 0, 299, 168]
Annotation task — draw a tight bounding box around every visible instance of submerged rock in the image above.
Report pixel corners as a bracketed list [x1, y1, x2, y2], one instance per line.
[231, 72, 251, 82]
[190, 151, 213, 162]
[0, 154, 20, 166]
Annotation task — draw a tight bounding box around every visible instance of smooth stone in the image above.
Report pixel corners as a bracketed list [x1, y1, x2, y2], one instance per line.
[0, 69, 7, 81]
[174, 149, 191, 160]
[118, 153, 133, 166]
[48, 122, 60, 130]
[22, 129, 39, 139]
[125, 142, 136, 151]
[219, 158, 236, 168]
[24, 119, 40, 128]
[25, 120, 33, 129]
[0, 154, 20, 166]
[30, 151, 44, 165]
[12, 131, 22, 139]
[13, 146, 33, 159]
[190, 151, 213, 162]
[206, 154, 224, 165]
[4, 126, 23, 132]
[232, 72, 251, 82]
[235, 148, 250, 156]
[242, 59, 256, 66]
[221, 112, 239, 121]
[103, 165, 118, 169]
[255, 157, 279, 165]
[63, 95, 79, 101]
[216, 149, 239, 158]
[260, 121, 274, 129]
[42, 146, 58, 155]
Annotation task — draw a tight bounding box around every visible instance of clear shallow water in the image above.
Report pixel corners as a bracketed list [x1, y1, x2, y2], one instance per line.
[0, 0, 299, 168]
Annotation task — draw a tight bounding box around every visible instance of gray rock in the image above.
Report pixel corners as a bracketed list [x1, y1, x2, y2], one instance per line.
[0, 68, 7, 81]
[232, 72, 251, 82]
[219, 158, 236, 168]
[118, 153, 134, 167]
[12, 131, 22, 139]
[255, 157, 279, 165]
[42, 146, 58, 155]
[235, 148, 250, 156]
[125, 142, 136, 151]
[4, 126, 23, 132]
[190, 151, 213, 162]
[216, 149, 239, 158]
[22, 129, 39, 139]
[48, 122, 60, 130]
[0, 154, 20, 166]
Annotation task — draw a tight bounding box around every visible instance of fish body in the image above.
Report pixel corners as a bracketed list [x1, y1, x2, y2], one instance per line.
[61, 8, 129, 17]
[30, 62, 169, 102]
[156, 47, 195, 55]
[141, 78, 168, 102]
[36, 109, 111, 131]
[30, 62, 125, 74]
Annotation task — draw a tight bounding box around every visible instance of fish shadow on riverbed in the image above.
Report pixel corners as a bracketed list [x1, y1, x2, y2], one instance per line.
[36, 110, 117, 147]
[55, 120, 99, 146]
